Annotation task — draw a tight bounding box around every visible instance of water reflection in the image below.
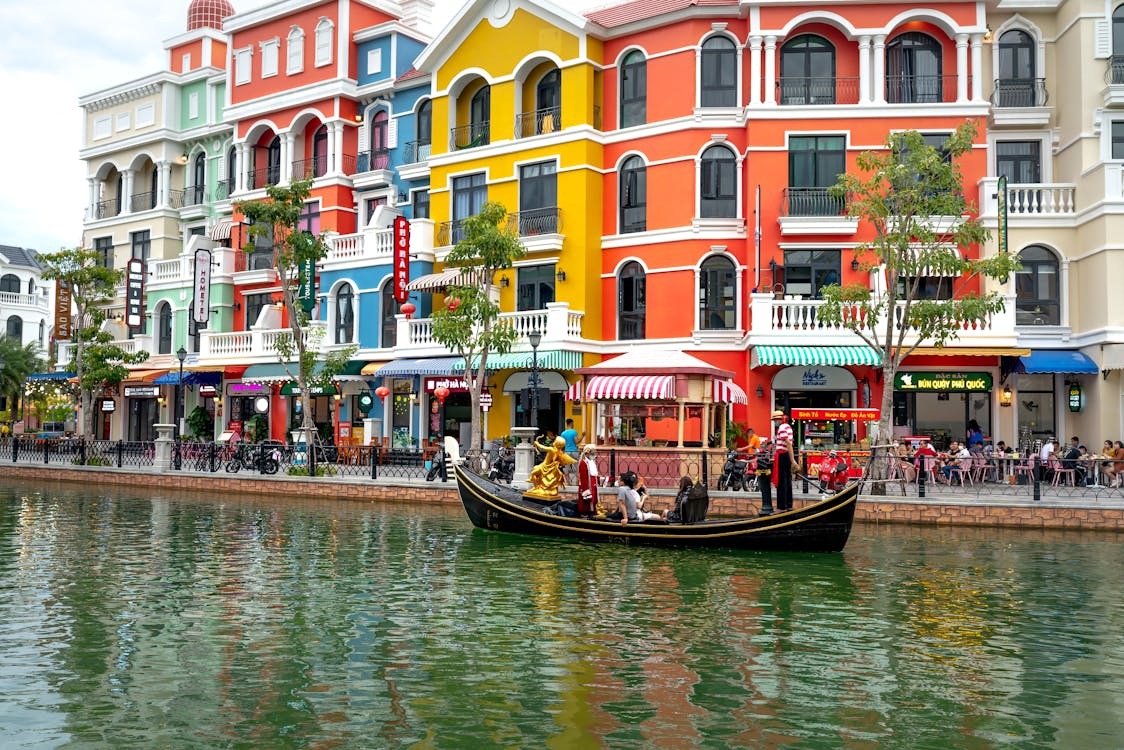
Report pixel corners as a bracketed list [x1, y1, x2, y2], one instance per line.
[1, 483, 1123, 748]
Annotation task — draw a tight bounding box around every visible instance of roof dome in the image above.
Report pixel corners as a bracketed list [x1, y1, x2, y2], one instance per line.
[187, 0, 235, 31]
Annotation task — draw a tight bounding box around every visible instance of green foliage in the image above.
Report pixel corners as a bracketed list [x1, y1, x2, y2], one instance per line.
[0, 335, 43, 417]
[185, 406, 214, 440]
[79, 455, 111, 467]
[244, 414, 268, 443]
[725, 420, 749, 447]
[287, 464, 338, 477]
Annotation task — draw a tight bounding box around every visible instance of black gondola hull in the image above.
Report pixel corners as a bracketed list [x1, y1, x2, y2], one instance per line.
[454, 465, 857, 552]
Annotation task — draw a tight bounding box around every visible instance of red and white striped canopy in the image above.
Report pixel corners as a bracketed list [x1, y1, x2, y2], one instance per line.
[585, 374, 676, 400]
[565, 380, 582, 401]
[713, 379, 748, 404]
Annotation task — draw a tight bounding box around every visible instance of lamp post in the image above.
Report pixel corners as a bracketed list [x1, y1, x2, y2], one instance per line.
[176, 347, 187, 439]
[528, 329, 542, 431]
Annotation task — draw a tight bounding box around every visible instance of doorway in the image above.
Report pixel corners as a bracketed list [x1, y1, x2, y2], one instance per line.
[127, 398, 159, 441]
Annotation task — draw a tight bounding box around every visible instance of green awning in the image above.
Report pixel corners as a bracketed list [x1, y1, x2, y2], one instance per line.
[242, 361, 364, 383]
[752, 345, 881, 368]
[280, 382, 339, 396]
[451, 350, 582, 372]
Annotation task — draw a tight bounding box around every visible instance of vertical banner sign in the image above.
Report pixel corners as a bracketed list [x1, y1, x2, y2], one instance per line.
[54, 280, 72, 341]
[126, 259, 145, 332]
[997, 175, 1009, 283]
[192, 248, 212, 325]
[393, 215, 410, 303]
[298, 258, 316, 313]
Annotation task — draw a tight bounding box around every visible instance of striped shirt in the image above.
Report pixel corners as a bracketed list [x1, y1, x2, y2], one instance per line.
[775, 422, 793, 455]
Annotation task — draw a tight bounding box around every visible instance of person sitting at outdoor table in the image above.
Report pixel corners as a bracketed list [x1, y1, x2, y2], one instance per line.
[1059, 439, 1086, 485]
[893, 442, 917, 482]
[1076, 445, 1094, 486]
[939, 441, 970, 483]
[913, 439, 938, 477]
[1111, 441, 1124, 488]
[994, 441, 1010, 455]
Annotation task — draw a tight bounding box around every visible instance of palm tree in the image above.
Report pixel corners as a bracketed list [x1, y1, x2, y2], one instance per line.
[0, 335, 44, 425]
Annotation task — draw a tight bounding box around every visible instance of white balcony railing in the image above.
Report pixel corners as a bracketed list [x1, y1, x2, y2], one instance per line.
[978, 178, 1076, 219]
[396, 301, 584, 355]
[749, 293, 1018, 348]
[0, 291, 49, 311]
[198, 321, 328, 362]
[58, 337, 146, 366]
[322, 218, 435, 268]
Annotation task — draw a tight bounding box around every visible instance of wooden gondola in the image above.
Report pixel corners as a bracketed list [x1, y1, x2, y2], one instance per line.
[453, 464, 857, 552]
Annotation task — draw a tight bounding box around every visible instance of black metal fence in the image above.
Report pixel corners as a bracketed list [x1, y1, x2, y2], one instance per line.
[0, 437, 157, 468]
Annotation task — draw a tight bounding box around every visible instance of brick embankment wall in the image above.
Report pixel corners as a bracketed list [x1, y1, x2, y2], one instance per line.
[4, 465, 1124, 531]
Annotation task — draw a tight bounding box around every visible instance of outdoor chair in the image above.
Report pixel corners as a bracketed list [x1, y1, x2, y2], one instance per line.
[1049, 457, 1076, 487]
[943, 459, 972, 486]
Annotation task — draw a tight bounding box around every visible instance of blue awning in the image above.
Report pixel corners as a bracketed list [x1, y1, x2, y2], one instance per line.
[1016, 350, 1099, 374]
[372, 357, 463, 377]
[152, 371, 223, 385]
[26, 372, 75, 381]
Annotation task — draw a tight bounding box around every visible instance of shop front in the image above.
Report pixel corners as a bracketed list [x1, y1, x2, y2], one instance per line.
[424, 376, 473, 445]
[771, 365, 868, 445]
[122, 385, 160, 442]
[892, 371, 993, 450]
[226, 381, 273, 441]
[503, 370, 568, 435]
[1005, 350, 1100, 449]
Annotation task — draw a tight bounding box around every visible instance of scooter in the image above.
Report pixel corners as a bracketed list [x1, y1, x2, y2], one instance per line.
[488, 447, 515, 483]
[717, 449, 752, 491]
[817, 450, 851, 492]
[225, 442, 280, 475]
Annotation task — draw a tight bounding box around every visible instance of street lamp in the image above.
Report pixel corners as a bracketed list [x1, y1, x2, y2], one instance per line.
[528, 329, 542, 431]
[176, 346, 187, 438]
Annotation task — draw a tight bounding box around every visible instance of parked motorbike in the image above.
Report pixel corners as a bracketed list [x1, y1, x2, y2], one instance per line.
[817, 450, 850, 492]
[225, 442, 280, 474]
[488, 447, 515, 483]
[717, 449, 752, 491]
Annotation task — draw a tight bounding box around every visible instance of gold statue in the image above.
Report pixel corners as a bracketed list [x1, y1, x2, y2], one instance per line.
[526, 435, 578, 499]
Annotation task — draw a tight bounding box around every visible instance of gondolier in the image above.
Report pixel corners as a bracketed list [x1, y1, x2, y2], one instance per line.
[771, 409, 794, 511]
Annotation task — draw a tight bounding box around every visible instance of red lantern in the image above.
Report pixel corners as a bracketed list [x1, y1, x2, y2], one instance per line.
[401, 301, 416, 319]
[447, 297, 461, 312]
[375, 385, 390, 400]
[434, 386, 450, 403]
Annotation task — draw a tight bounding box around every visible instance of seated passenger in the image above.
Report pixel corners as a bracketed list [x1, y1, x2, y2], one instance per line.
[663, 476, 694, 522]
[615, 471, 660, 525]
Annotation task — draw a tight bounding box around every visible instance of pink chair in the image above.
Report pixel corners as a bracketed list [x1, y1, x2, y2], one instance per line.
[944, 459, 973, 486]
[1049, 457, 1076, 487]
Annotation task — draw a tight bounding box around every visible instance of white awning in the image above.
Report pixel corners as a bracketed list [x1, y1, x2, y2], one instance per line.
[406, 267, 483, 292]
[1102, 344, 1124, 372]
[713, 379, 748, 404]
[585, 375, 676, 400]
[208, 218, 232, 241]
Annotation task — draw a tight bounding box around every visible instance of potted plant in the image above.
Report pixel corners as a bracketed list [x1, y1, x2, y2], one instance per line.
[245, 414, 268, 443]
[185, 406, 214, 441]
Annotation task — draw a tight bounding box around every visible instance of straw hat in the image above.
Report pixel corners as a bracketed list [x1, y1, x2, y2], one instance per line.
[770, 409, 785, 420]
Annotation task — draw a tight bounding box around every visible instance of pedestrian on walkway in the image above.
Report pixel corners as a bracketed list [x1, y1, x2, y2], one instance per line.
[771, 410, 794, 511]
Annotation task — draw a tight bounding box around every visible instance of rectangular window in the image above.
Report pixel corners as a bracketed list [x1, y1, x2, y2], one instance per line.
[365, 196, 387, 226]
[135, 103, 155, 128]
[94, 237, 114, 269]
[1113, 122, 1124, 160]
[130, 230, 151, 264]
[788, 135, 846, 216]
[518, 161, 558, 234]
[517, 265, 556, 311]
[248, 222, 274, 270]
[315, 24, 332, 67]
[244, 292, 271, 329]
[451, 173, 487, 243]
[235, 48, 252, 85]
[411, 189, 430, 219]
[115, 113, 130, 132]
[261, 39, 279, 78]
[298, 201, 320, 235]
[783, 249, 841, 298]
[182, 52, 191, 71]
[367, 48, 382, 75]
[92, 116, 111, 140]
[996, 141, 1041, 183]
[897, 275, 954, 300]
[188, 92, 199, 120]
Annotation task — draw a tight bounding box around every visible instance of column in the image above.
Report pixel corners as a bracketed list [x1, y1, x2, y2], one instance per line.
[858, 36, 872, 104]
[87, 177, 98, 220]
[956, 34, 969, 103]
[330, 121, 345, 175]
[763, 36, 777, 105]
[970, 34, 984, 102]
[122, 170, 135, 214]
[234, 142, 247, 194]
[873, 35, 886, 103]
[749, 36, 763, 105]
[158, 161, 173, 207]
[280, 133, 293, 183]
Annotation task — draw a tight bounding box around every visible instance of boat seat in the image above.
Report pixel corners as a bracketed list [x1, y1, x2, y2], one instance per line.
[679, 495, 709, 524]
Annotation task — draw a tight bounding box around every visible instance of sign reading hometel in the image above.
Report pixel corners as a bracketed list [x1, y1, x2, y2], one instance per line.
[192, 249, 211, 324]
[393, 216, 410, 303]
[126, 259, 145, 331]
[791, 408, 880, 421]
[894, 372, 993, 392]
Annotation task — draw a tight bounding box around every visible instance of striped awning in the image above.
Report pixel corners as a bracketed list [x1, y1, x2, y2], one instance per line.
[565, 380, 582, 401]
[753, 345, 881, 368]
[585, 375, 676, 400]
[373, 357, 463, 377]
[209, 218, 232, 241]
[406, 267, 483, 292]
[713, 379, 748, 404]
[452, 350, 582, 372]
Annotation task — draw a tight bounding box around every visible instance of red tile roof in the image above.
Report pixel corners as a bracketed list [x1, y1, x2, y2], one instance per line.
[396, 67, 429, 83]
[585, 0, 739, 28]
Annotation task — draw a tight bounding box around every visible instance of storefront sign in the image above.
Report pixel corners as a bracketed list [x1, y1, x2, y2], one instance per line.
[357, 393, 374, 414]
[393, 216, 410, 303]
[773, 365, 857, 392]
[791, 408, 880, 421]
[230, 383, 268, 393]
[123, 386, 159, 398]
[192, 249, 212, 324]
[894, 372, 992, 392]
[297, 258, 316, 313]
[54, 280, 72, 340]
[198, 384, 217, 397]
[100, 399, 116, 413]
[425, 377, 469, 392]
[1068, 382, 1084, 413]
[125, 259, 145, 332]
[479, 391, 493, 411]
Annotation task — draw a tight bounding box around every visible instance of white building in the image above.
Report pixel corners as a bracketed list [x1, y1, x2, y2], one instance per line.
[0, 244, 50, 353]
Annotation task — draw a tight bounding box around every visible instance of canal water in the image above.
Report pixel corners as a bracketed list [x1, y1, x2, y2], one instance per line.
[1, 482, 1122, 749]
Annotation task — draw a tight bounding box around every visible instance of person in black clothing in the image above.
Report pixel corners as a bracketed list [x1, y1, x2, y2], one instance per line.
[756, 439, 774, 516]
[1060, 438, 1085, 485]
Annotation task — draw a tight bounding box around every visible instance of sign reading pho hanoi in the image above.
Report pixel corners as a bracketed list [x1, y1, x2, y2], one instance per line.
[393, 215, 410, 303]
[894, 372, 993, 392]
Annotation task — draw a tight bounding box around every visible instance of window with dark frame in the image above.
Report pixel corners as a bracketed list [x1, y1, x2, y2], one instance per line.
[248, 221, 274, 270]
[699, 256, 736, 330]
[996, 30, 1037, 107]
[886, 32, 943, 104]
[619, 155, 646, 233]
[5, 315, 22, 340]
[312, 125, 328, 177]
[1113, 122, 1124, 160]
[451, 172, 487, 243]
[617, 261, 646, 340]
[517, 265, 556, 311]
[700, 36, 737, 107]
[130, 230, 151, 263]
[788, 135, 846, 216]
[244, 292, 271, 329]
[700, 145, 736, 218]
[94, 237, 114, 269]
[1015, 245, 1060, 325]
[620, 50, 646, 127]
[411, 189, 430, 219]
[335, 284, 355, 343]
[0, 274, 19, 293]
[780, 35, 836, 105]
[380, 280, 397, 348]
[783, 249, 842, 298]
[156, 302, 172, 354]
[518, 161, 558, 234]
[996, 140, 1041, 183]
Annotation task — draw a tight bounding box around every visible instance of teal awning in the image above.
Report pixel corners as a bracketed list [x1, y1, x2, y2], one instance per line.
[752, 345, 881, 368]
[452, 350, 582, 372]
[242, 361, 364, 383]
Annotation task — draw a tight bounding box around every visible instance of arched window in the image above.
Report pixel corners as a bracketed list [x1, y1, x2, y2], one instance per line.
[287, 26, 304, 74]
[335, 284, 355, 343]
[620, 50, 646, 128]
[780, 35, 836, 105]
[886, 32, 943, 103]
[266, 135, 281, 186]
[470, 85, 490, 146]
[27, 278, 35, 294]
[699, 256, 736, 330]
[225, 146, 237, 197]
[535, 69, 561, 134]
[416, 99, 432, 144]
[1015, 246, 1059, 325]
[312, 124, 328, 177]
[0, 274, 19, 292]
[700, 36, 737, 107]
[315, 18, 333, 67]
[156, 302, 173, 354]
[380, 280, 398, 348]
[368, 111, 389, 171]
[619, 156, 646, 233]
[1113, 6, 1124, 84]
[5, 316, 22, 341]
[191, 152, 206, 204]
[699, 145, 737, 218]
[618, 262, 646, 340]
[996, 30, 1037, 107]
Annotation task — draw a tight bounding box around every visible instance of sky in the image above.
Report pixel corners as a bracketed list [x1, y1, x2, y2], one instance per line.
[0, 0, 605, 257]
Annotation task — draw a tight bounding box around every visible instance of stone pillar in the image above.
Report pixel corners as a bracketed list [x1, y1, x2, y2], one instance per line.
[154, 424, 175, 472]
[511, 426, 538, 488]
[234, 142, 247, 194]
[87, 177, 98, 220]
[122, 169, 135, 213]
[280, 133, 294, 183]
[330, 121, 345, 175]
[858, 36, 872, 104]
[158, 160, 173, 207]
[873, 35, 886, 103]
[748, 36, 762, 105]
[970, 34, 984, 102]
[956, 34, 969, 103]
[763, 36, 777, 105]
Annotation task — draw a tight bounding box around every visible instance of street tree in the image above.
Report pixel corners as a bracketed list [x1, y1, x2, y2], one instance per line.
[817, 122, 1021, 457]
[40, 247, 148, 436]
[430, 201, 526, 452]
[236, 179, 355, 453]
[0, 336, 43, 428]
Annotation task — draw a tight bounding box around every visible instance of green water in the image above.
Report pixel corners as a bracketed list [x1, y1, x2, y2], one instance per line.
[1, 481, 1122, 749]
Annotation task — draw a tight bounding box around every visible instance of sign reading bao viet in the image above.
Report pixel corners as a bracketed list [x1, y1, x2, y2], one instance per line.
[791, 408, 880, 421]
[894, 372, 993, 392]
[393, 215, 410, 303]
[54, 280, 72, 340]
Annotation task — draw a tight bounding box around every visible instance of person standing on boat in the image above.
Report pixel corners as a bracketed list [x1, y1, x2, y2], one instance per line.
[771, 410, 795, 511]
[576, 444, 599, 517]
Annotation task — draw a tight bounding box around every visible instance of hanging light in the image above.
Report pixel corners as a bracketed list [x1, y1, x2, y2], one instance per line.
[435, 386, 450, 403]
[401, 301, 417, 319]
[375, 385, 390, 400]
